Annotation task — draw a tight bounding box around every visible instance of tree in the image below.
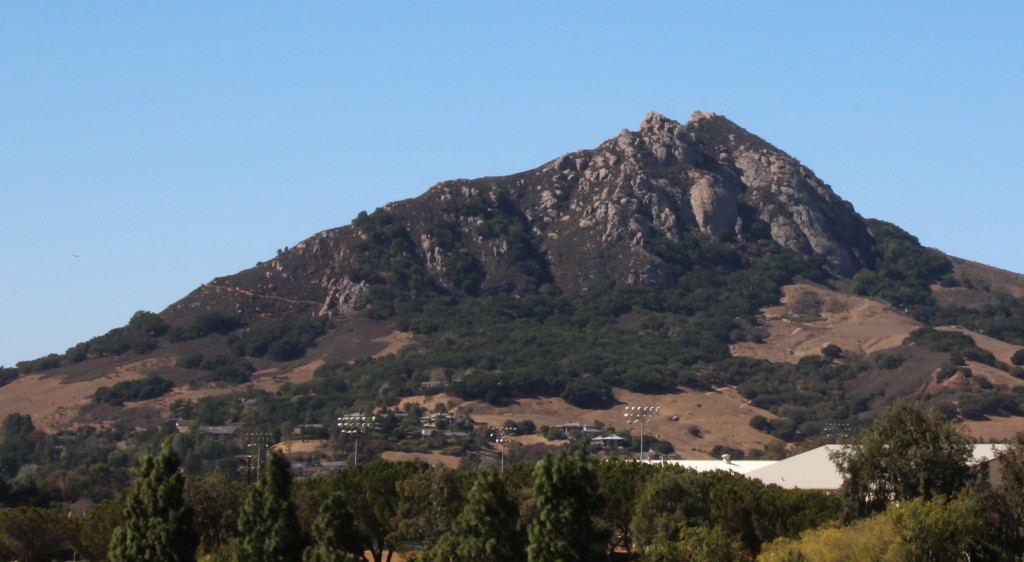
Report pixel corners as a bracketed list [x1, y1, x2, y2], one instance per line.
[393, 466, 469, 553]
[184, 470, 245, 555]
[0, 507, 73, 562]
[1012, 349, 1024, 366]
[109, 438, 198, 562]
[886, 494, 992, 562]
[0, 413, 37, 478]
[758, 514, 897, 562]
[72, 498, 124, 561]
[332, 460, 428, 562]
[631, 468, 715, 556]
[527, 450, 608, 562]
[234, 450, 306, 562]
[641, 526, 746, 562]
[993, 432, 1024, 556]
[820, 344, 843, 360]
[596, 459, 651, 555]
[425, 469, 523, 562]
[302, 492, 361, 562]
[830, 400, 973, 517]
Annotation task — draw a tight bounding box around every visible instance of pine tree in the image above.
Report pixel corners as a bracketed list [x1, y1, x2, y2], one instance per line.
[234, 450, 306, 562]
[109, 438, 198, 562]
[527, 450, 608, 562]
[302, 492, 361, 562]
[425, 469, 522, 562]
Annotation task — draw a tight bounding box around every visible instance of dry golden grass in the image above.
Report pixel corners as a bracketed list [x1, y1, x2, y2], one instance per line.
[731, 283, 922, 363]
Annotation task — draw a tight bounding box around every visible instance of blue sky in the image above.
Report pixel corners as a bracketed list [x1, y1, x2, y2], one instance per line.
[1, 3, 1022, 367]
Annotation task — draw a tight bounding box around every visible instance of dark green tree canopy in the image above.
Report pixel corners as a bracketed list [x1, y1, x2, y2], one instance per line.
[425, 469, 523, 562]
[234, 450, 306, 562]
[528, 450, 608, 562]
[830, 400, 974, 518]
[109, 438, 198, 562]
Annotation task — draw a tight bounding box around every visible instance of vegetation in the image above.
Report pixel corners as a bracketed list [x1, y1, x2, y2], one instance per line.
[229, 314, 329, 361]
[168, 311, 245, 342]
[69, 311, 170, 362]
[0, 367, 18, 388]
[528, 450, 607, 562]
[234, 451, 305, 562]
[851, 220, 952, 309]
[0, 402, 1020, 561]
[94, 375, 175, 406]
[830, 401, 973, 518]
[424, 469, 522, 562]
[109, 439, 197, 562]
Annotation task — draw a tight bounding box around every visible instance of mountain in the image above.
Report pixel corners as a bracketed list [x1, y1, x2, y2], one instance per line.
[7, 111, 1024, 465]
[165, 111, 874, 326]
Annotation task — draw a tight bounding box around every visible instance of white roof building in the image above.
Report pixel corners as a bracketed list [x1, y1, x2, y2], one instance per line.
[650, 457, 776, 475]
[746, 445, 845, 490]
[644, 444, 1006, 490]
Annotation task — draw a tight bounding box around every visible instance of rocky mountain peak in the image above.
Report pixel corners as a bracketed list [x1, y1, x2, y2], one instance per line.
[165, 111, 877, 322]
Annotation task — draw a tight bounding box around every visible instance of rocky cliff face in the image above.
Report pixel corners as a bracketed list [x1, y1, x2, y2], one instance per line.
[164, 112, 875, 322]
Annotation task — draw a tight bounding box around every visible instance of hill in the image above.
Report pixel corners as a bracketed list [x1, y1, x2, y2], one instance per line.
[5, 111, 1024, 489]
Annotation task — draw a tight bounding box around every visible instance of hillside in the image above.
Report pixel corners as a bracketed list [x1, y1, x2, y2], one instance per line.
[5, 111, 1024, 486]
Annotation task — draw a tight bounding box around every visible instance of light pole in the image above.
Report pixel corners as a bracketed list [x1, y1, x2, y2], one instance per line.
[489, 430, 507, 473]
[624, 406, 660, 461]
[825, 422, 852, 444]
[338, 413, 376, 466]
[244, 432, 273, 484]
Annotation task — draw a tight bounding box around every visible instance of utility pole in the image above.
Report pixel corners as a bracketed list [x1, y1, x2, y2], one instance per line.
[624, 406, 660, 461]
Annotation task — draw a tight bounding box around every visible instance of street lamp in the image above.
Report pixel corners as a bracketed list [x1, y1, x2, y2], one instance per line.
[624, 406, 660, 461]
[337, 413, 376, 466]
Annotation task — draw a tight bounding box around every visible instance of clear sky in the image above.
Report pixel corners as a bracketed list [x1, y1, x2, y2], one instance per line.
[1, 3, 1022, 367]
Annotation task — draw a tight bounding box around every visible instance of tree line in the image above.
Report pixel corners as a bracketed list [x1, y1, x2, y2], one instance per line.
[2, 401, 1023, 561]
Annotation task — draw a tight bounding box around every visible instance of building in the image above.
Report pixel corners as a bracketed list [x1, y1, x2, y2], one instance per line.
[646, 444, 1007, 491]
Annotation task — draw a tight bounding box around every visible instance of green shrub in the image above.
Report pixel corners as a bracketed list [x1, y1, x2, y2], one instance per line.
[0, 367, 17, 388]
[200, 355, 255, 384]
[176, 352, 205, 370]
[168, 312, 244, 342]
[561, 377, 614, 409]
[94, 376, 174, 406]
[16, 353, 62, 374]
[874, 352, 905, 370]
[229, 314, 329, 361]
[1013, 349, 1024, 366]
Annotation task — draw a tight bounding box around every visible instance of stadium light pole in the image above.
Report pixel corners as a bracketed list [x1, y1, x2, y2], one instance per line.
[490, 430, 507, 473]
[245, 432, 273, 484]
[337, 414, 376, 466]
[624, 406, 660, 461]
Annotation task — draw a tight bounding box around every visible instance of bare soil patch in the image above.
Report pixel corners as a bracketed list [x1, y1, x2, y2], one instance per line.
[966, 416, 1024, 442]
[380, 451, 462, 468]
[401, 387, 779, 460]
[0, 362, 151, 432]
[371, 331, 414, 358]
[933, 258, 1024, 308]
[938, 326, 1024, 367]
[274, 439, 329, 455]
[731, 283, 921, 363]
